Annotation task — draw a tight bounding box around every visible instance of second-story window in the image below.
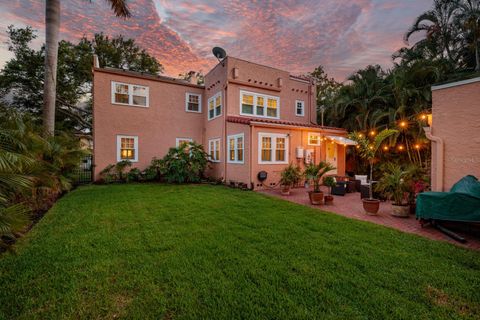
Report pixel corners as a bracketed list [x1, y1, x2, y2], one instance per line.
[111, 81, 149, 107]
[295, 100, 305, 116]
[186, 93, 202, 113]
[208, 92, 222, 120]
[240, 91, 279, 119]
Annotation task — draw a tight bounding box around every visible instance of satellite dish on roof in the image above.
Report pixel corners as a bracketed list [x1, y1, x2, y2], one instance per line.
[212, 47, 227, 65]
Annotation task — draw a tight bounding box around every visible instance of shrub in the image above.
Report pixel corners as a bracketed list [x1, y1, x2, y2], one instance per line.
[160, 142, 209, 183]
[99, 161, 132, 183]
[279, 164, 302, 187]
[0, 108, 88, 248]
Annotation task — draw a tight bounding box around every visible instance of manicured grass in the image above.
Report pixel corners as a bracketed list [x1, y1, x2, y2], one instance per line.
[1, 184, 479, 319]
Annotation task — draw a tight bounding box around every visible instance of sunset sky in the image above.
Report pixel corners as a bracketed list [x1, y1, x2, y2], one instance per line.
[0, 0, 431, 80]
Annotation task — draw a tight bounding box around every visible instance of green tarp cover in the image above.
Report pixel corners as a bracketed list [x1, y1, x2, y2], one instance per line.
[416, 175, 480, 222]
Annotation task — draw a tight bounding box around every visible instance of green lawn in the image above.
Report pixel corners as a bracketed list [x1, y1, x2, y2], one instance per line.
[1, 184, 479, 319]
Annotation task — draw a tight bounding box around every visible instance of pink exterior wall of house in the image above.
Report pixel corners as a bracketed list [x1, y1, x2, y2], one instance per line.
[431, 78, 480, 191]
[93, 69, 204, 180]
[225, 57, 317, 124]
[93, 56, 347, 189]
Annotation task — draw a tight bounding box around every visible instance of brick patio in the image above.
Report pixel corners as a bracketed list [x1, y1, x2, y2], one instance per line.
[260, 187, 480, 250]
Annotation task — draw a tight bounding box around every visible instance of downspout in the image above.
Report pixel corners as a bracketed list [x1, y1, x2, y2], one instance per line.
[223, 83, 228, 184]
[250, 124, 254, 189]
[423, 127, 444, 191]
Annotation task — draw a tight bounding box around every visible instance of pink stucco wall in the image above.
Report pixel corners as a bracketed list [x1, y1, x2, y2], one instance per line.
[431, 78, 480, 191]
[93, 69, 204, 180]
[93, 56, 347, 189]
[224, 57, 317, 124]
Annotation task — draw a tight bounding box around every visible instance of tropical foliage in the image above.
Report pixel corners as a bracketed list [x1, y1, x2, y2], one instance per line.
[279, 163, 303, 187]
[304, 161, 336, 193]
[349, 129, 398, 199]
[375, 163, 409, 205]
[316, 0, 480, 174]
[0, 107, 87, 248]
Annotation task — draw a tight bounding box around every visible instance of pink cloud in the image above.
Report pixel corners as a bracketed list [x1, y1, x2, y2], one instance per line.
[0, 0, 432, 80]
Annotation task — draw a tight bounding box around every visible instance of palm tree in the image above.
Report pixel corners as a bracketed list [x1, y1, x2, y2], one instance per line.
[43, 0, 130, 135]
[405, 0, 460, 63]
[455, 0, 480, 71]
[349, 129, 398, 199]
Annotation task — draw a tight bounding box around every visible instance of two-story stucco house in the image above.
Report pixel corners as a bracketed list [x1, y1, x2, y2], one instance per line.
[93, 56, 351, 189]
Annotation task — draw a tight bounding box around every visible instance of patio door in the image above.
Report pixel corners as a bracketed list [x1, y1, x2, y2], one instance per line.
[326, 142, 338, 174]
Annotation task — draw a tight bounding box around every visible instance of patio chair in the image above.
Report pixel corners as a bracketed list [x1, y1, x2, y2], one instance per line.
[416, 175, 480, 223]
[331, 179, 347, 196]
[354, 175, 368, 192]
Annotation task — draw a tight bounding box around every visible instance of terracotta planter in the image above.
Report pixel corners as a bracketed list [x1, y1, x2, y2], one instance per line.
[324, 195, 334, 205]
[308, 191, 324, 205]
[362, 198, 380, 215]
[391, 204, 409, 217]
[281, 185, 291, 196]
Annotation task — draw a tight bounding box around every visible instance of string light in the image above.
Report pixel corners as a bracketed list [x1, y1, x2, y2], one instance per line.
[414, 144, 421, 150]
[369, 130, 376, 136]
[398, 145, 405, 151]
[420, 114, 427, 120]
[358, 133, 364, 138]
[368, 145, 374, 150]
[399, 121, 407, 128]
[383, 145, 389, 151]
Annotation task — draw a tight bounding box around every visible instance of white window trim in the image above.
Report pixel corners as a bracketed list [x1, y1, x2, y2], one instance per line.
[227, 133, 245, 164]
[116, 135, 139, 162]
[295, 100, 305, 116]
[258, 132, 289, 164]
[111, 81, 149, 108]
[308, 132, 321, 146]
[240, 90, 280, 119]
[208, 91, 222, 121]
[176, 137, 193, 147]
[208, 138, 221, 163]
[185, 92, 202, 113]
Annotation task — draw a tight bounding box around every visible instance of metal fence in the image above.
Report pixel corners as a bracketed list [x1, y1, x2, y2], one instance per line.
[72, 155, 93, 185]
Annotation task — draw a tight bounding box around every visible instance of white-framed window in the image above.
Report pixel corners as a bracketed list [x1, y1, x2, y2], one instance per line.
[295, 100, 305, 116]
[208, 138, 221, 162]
[258, 133, 289, 164]
[185, 93, 202, 113]
[176, 137, 193, 147]
[111, 82, 149, 107]
[227, 133, 244, 164]
[116, 135, 138, 162]
[308, 132, 321, 146]
[240, 90, 280, 119]
[208, 92, 222, 120]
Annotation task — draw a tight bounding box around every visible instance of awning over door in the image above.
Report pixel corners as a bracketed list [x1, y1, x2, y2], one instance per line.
[326, 136, 357, 145]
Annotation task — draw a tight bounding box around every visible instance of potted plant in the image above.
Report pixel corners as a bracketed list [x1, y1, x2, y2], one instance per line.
[349, 129, 398, 215]
[323, 176, 336, 205]
[375, 163, 409, 217]
[304, 161, 335, 205]
[279, 163, 302, 196]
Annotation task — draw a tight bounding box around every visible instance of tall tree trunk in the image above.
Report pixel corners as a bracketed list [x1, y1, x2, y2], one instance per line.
[43, 0, 60, 136]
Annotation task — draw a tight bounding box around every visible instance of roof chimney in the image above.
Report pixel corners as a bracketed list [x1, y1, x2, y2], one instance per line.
[188, 71, 197, 85]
